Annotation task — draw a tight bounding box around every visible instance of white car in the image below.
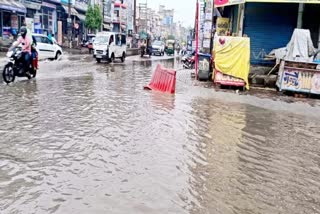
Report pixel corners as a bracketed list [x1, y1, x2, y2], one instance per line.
[33, 34, 63, 60]
[152, 41, 165, 56]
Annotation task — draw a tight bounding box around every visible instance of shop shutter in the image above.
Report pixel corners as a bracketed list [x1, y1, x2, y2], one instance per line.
[244, 3, 298, 65]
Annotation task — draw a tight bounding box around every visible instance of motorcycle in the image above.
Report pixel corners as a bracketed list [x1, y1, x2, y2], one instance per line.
[182, 55, 195, 69]
[140, 45, 152, 58]
[2, 45, 38, 84]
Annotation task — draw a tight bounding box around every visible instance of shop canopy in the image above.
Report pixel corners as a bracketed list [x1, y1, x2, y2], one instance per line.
[0, 0, 26, 13]
[62, 5, 79, 16]
[214, 0, 320, 7]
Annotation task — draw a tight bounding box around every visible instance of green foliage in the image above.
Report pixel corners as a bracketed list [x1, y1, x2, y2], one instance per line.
[85, 5, 102, 31]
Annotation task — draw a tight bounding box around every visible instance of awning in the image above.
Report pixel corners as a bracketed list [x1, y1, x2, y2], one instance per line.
[215, 0, 245, 7]
[0, 0, 26, 13]
[62, 5, 79, 16]
[76, 13, 86, 21]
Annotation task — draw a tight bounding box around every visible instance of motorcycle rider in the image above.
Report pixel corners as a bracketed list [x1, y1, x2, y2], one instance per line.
[11, 26, 32, 77]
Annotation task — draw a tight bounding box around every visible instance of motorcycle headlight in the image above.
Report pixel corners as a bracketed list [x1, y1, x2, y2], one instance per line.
[6, 51, 13, 58]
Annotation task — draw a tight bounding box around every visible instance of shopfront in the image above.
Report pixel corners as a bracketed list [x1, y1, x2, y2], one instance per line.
[0, 0, 26, 38]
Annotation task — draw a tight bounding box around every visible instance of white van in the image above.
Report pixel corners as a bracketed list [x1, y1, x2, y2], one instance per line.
[93, 32, 127, 63]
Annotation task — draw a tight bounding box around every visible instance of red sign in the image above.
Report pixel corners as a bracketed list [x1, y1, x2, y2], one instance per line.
[214, 0, 245, 7]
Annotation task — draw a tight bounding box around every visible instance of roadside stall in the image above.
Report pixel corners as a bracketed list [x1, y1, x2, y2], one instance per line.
[213, 36, 250, 90]
[273, 29, 320, 95]
[165, 40, 175, 56]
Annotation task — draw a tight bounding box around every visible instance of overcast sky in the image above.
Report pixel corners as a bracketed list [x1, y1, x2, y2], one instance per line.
[138, 0, 196, 28]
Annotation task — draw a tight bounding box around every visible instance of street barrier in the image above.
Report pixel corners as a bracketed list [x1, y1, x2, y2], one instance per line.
[144, 64, 176, 94]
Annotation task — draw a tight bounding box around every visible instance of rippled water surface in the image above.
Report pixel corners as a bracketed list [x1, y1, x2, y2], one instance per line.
[0, 56, 320, 214]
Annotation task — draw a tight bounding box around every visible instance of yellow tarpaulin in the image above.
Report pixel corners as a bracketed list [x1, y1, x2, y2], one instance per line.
[214, 36, 250, 89]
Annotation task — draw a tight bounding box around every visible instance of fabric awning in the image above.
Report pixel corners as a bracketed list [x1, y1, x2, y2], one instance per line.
[62, 5, 79, 16]
[0, 0, 26, 13]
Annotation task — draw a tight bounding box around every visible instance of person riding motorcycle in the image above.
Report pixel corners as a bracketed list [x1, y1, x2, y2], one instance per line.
[11, 26, 32, 76]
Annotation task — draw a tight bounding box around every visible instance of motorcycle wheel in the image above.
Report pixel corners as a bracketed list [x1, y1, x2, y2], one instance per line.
[3, 64, 15, 84]
[32, 69, 37, 78]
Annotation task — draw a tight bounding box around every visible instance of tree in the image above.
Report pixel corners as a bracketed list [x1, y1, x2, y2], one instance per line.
[85, 5, 102, 32]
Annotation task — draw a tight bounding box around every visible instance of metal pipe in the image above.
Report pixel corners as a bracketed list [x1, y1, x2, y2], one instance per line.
[297, 3, 304, 29]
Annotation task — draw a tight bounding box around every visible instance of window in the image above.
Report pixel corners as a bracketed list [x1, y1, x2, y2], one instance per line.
[121, 35, 126, 45]
[116, 34, 121, 46]
[34, 36, 42, 43]
[109, 35, 114, 45]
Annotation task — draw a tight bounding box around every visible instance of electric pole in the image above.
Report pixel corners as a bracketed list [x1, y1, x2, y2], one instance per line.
[68, 0, 72, 48]
[133, 0, 136, 34]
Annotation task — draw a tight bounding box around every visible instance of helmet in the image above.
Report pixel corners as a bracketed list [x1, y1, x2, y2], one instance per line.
[20, 26, 27, 38]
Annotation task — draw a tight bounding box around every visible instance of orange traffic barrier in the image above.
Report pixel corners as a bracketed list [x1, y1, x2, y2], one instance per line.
[144, 64, 176, 94]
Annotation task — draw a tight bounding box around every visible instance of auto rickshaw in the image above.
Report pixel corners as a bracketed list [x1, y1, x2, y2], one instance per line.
[165, 40, 175, 56]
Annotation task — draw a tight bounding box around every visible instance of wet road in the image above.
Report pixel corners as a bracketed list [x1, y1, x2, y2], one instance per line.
[1, 54, 320, 214]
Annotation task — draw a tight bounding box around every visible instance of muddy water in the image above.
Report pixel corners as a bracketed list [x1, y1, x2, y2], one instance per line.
[0, 56, 320, 214]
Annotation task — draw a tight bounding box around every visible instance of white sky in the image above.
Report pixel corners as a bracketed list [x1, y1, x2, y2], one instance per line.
[138, 0, 196, 27]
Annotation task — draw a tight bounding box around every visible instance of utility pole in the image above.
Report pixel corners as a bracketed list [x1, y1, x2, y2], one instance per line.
[68, 0, 72, 48]
[133, 0, 136, 33]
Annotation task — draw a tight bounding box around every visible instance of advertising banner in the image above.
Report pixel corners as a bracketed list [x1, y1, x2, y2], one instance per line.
[216, 17, 229, 35]
[214, 0, 245, 7]
[104, 0, 113, 23]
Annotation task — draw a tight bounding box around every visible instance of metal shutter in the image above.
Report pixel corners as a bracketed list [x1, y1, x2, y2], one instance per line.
[244, 3, 298, 65]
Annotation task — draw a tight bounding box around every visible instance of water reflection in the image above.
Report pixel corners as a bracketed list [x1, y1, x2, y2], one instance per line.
[0, 56, 320, 214]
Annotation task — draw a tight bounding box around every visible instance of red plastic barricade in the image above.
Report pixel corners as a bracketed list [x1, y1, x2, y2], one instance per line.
[144, 64, 176, 94]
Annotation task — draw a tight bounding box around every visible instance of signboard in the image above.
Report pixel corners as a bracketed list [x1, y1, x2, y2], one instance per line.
[11, 15, 18, 29]
[216, 17, 229, 36]
[311, 73, 320, 94]
[58, 21, 62, 45]
[26, 18, 34, 33]
[215, 0, 245, 7]
[24, 0, 42, 10]
[280, 69, 320, 93]
[104, 0, 113, 23]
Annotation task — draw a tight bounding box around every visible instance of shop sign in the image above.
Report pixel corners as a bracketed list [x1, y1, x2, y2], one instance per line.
[311, 73, 320, 94]
[42, 2, 56, 9]
[104, 0, 114, 22]
[75, 0, 88, 11]
[11, 15, 19, 29]
[214, 0, 245, 7]
[34, 14, 40, 23]
[26, 18, 34, 33]
[61, 0, 75, 5]
[280, 69, 320, 93]
[24, 0, 42, 10]
[58, 21, 62, 45]
[216, 17, 229, 36]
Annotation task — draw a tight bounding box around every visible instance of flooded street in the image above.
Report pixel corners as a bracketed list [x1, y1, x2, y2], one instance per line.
[1, 54, 320, 214]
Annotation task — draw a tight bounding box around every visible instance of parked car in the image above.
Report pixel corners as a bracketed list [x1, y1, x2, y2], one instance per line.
[93, 32, 127, 63]
[33, 33, 63, 60]
[152, 40, 165, 56]
[86, 34, 95, 54]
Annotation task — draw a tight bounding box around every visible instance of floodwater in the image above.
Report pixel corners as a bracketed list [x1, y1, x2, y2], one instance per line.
[0, 55, 320, 214]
